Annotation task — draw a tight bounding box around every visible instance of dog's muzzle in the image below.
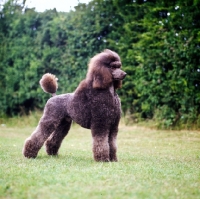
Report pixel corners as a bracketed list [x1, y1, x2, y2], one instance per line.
[112, 69, 127, 80]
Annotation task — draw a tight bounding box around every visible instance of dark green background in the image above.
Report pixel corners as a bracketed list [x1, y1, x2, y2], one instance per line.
[1, 0, 200, 128]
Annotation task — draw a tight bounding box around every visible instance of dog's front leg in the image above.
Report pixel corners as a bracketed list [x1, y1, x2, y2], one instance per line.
[91, 127, 110, 162]
[109, 130, 118, 162]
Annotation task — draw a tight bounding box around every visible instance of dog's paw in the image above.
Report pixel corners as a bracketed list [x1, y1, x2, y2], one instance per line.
[22, 139, 38, 158]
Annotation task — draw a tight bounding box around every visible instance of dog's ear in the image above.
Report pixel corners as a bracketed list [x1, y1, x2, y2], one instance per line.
[92, 66, 112, 89]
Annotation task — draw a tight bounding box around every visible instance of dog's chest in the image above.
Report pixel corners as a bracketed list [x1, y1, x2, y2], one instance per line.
[90, 89, 121, 117]
[69, 88, 121, 129]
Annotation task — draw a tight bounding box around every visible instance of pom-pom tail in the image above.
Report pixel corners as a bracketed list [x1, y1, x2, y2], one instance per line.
[39, 73, 58, 94]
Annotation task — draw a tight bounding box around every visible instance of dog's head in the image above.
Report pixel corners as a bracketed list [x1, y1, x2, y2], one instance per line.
[87, 49, 126, 89]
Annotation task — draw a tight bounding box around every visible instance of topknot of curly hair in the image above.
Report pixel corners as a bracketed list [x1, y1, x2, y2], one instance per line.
[39, 73, 58, 94]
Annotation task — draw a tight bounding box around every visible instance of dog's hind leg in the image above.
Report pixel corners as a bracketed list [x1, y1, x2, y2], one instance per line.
[45, 118, 72, 156]
[22, 98, 65, 158]
[22, 118, 56, 158]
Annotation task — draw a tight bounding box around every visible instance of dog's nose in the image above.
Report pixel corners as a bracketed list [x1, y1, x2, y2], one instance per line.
[122, 72, 127, 79]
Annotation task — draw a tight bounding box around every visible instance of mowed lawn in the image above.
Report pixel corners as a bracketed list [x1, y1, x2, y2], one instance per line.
[0, 122, 200, 199]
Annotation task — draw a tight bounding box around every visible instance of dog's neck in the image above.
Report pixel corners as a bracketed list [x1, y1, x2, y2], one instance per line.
[109, 84, 116, 96]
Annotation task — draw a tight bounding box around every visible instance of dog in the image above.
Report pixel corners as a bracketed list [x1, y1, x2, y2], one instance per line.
[22, 49, 126, 162]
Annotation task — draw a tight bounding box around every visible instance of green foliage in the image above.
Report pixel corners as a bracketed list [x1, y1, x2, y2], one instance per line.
[110, 0, 200, 129]
[135, 0, 200, 128]
[0, 0, 200, 128]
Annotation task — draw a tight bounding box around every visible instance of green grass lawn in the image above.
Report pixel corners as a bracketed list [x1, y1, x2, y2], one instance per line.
[0, 121, 200, 199]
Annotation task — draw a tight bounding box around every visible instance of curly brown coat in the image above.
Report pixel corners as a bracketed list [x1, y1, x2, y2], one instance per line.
[22, 49, 126, 162]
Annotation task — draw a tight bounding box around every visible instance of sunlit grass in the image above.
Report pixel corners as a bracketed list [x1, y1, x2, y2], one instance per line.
[0, 115, 200, 199]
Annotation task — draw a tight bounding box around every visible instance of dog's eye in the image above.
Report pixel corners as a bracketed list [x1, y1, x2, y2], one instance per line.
[106, 65, 115, 69]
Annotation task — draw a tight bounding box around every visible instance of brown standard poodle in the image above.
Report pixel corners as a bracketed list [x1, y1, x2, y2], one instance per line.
[22, 49, 126, 162]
